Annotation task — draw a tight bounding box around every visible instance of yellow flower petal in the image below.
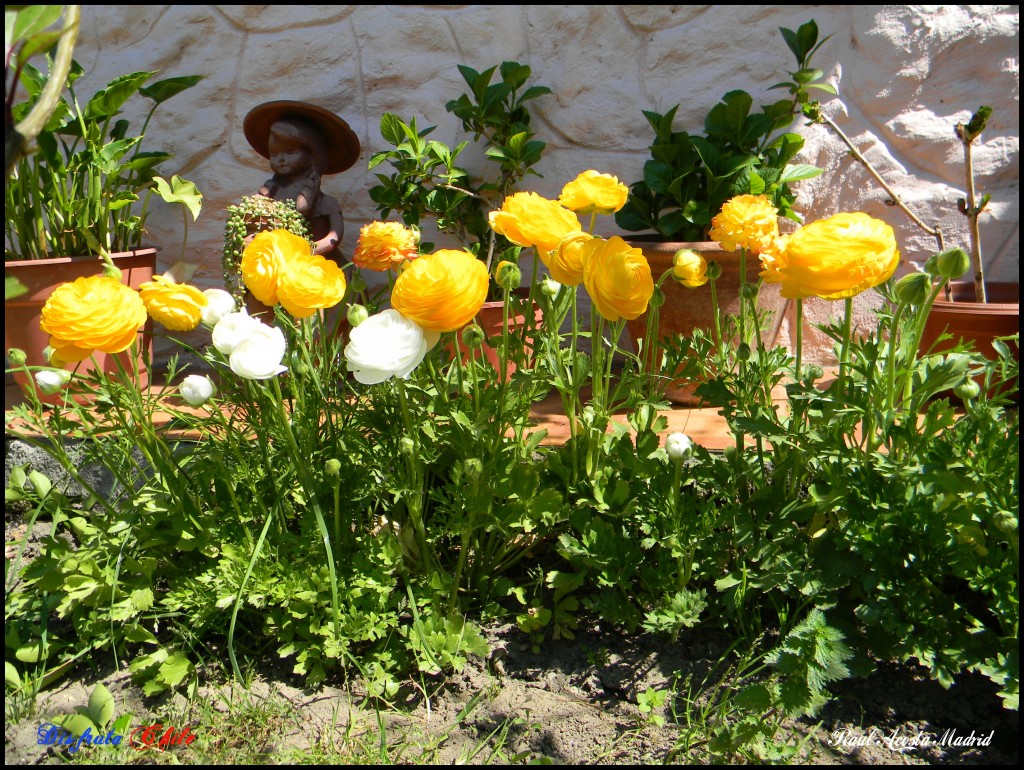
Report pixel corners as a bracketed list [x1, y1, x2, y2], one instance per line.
[40, 275, 148, 361]
[277, 253, 348, 318]
[391, 249, 490, 332]
[353, 221, 419, 271]
[581, 236, 654, 322]
[759, 212, 900, 300]
[709, 194, 780, 254]
[140, 275, 209, 331]
[489, 192, 581, 253]
[559, 170, 629, 216]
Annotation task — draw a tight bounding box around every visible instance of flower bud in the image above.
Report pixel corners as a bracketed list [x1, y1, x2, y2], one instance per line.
[399, 436, 416, 456]
[803, 364, 824, 384]
[953, 378, 981, 402]
[463, 458, 483, 481]
[34, 369, 72, 395]
[325, 458, 342, 477]
[992, 510, 1017, 534]
[664, 432, 693, 461]
[706, 260, 723, 281]
[648, 285, 666, 308]
[201, 289, 237, 326]
[7, 348, 27, 367]
[740, 282, 759, 300]
[348, 271, 367, 294]
[933, 248, 971, 280]
[671, 248, 708, 288]
[541, 277, 561, 299]
[462, 324, 486, 350]
[495, 260, 522, 291]
[894, 272, 932, 306]
[736, 343, 751, 362]
[347, 303, 369, 328]
[179, 374, 216, 407]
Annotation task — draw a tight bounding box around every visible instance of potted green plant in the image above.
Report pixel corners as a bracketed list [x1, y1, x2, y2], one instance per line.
[366, 61, 551, 376]
[4, 23, 203, 394]
[615, 20, 830, 403]
[804, 97, 1018, 365]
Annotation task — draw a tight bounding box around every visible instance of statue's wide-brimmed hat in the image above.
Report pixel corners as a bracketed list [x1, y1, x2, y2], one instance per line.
[243, 100, 360, 175]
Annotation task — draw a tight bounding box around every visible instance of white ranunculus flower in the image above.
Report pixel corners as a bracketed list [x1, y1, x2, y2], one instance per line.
[179, 374, 217, 406]
[34, 369, 72, 395]
[344, 309, 440, 385]
[229, 323, 288, 380]
[665, 432, 693, 461]
[211, 310, 263, 354]
[201, 289, 237, 326]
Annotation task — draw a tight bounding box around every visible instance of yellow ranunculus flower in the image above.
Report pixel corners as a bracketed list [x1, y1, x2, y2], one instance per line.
[543, 230, 592, 286]
[139, 275, 209, 331]
[391, 249, 490, 332]
[353, 221, 419, 271]
[559, 170, 629, 216]
[488, 192, 581, 253]
[241, 229, 312, 306]
[40, 275, 148, 362]
[759, 212, 901, 300]
[709, 194, 780, 254]
[277, 253, 348, 318]
[581, 236, 654, 322]
[672, 248, 709, 288]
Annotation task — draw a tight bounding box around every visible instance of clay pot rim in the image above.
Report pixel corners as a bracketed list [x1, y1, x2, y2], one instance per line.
[4, 246, 160, 268]
[931, 281, 1019, 311]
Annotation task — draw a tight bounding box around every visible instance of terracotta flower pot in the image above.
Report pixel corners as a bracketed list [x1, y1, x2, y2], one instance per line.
[5, 249, 158, 405]
[449, 290, 543, 382]
[920, 281, 1019, 360]
[623, 240, 788, 405]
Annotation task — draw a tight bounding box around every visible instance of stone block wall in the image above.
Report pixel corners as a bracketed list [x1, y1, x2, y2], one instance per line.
[15, 5, 1021, 364]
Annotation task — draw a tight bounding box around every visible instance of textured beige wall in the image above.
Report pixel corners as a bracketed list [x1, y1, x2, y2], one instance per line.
[31, 5, 1023, 363]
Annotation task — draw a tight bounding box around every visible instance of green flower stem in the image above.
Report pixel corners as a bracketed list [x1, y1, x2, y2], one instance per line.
[227, 507, 275, 683]
[394, 376, 434, 575]
[837, 297, 854, 397]
[709, 275, 722, 354]
[793, 299, 803, 388]
[738, 248, 748, 349]
[567, 289, 580, 443]
[871, 299, 909, 455]
[899, 280, 948, 406]
[604, 319, 625, 406]
[270, 376, 341, 640]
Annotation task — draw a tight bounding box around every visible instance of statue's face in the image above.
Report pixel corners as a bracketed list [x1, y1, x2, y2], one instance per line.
[268, 132, 311, 177]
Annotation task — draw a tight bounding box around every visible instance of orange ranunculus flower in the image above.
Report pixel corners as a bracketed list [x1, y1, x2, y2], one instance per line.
[672, 248, 709, 288]
[559, 170, 629, 216]
[277, 253, 348, 318]
[581, 236, 654, 322]
[708, 194, 779, 255]
[391, 249, 489, 332]
[40, 275, 148, 362]
[240, 229, 312, 307]
[139, 275, 209, 331]
[353, 221, 419, 271]
[488, 192, 581, 253]
[543, 230, 592, 286]
[759, 212, 901, 300]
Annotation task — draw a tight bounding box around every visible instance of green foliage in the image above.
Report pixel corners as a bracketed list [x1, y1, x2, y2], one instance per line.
[616, 19, 829, 239]
[367, 60, 550, 261]
[221, 194, 311, 303]
[5, 54, 204, 259]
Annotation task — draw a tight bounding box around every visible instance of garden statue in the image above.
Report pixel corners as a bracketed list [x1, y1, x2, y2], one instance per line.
[242, 100, 360, 261]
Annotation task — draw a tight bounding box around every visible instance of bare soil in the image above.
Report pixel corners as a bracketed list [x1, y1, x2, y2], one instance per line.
[4, 611, 1018, 765]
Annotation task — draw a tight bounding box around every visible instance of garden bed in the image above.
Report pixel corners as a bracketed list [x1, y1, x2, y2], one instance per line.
[2, 599, 1018, 765]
